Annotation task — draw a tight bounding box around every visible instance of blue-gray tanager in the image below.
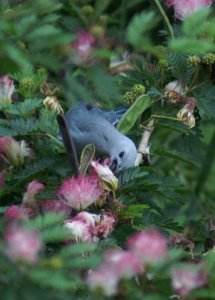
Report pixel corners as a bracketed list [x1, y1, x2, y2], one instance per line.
[64, 102, 137, 173]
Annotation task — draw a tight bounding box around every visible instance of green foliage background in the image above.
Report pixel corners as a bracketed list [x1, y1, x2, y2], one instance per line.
[1, 0, 215, 299]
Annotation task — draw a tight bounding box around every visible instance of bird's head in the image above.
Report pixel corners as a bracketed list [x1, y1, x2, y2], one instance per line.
[109, 137, 137, 174]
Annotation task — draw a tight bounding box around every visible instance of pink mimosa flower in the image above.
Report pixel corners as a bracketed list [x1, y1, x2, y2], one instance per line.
[71, 30, 95, 65]
[127, 230, 168, 265]
[88, 266, 119, 296]
[5, 226, 42, 264]
[4, 205, 35, 221]
[73, 30, 95, 58]
[172, 264, 207, 297]
[0, 75, 14, 104]
[103, 249, 143, 278]
[65, 211, 100, 243]
[65, 211, 115, 243]
[22, 179, 45, 205]
[94, 213, 116, 238]
[166, 0, 212, 20]
[0, 137, 31, 167]
[39, 200, 72, 217]
[58, 176, 103, 210]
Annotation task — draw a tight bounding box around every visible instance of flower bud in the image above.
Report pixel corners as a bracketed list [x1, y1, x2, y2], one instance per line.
[43, 96, 64, 114]
[203, 53, 215, 65]
[0, 137, 31, 167]
[123, 91, 136, 104]
[177, 104, 196, 128]
[91, 161, 118, 192]
[132, 84, 146, 97]
[187, 55, 201, 66]
[81, 5, 94, 16]
[22, 179, 45, 207]
[20, 77, 34, 91]
[71, 30, 95, 65]
[157, 59, 169, 70]
[0, 76, 14, 104]
[165, 80, 186, 96]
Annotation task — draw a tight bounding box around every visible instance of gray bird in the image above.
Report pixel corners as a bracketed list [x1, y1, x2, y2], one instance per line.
[64, 102, 137, 173]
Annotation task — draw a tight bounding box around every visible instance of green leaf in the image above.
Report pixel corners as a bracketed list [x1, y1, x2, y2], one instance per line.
[42, 226, 70, 243]
[193, 83, 215, 119]
[0, 117, 39, 136]
[5, 99, 43, 118]
[26, 212, 65, 230]
[59, 243, 97, 258]
[122, 204, 149, 218]
[29, 269, 79, 290]
[183, 8, 211, 37]
[169, 38, 215, 54]
[126, 11, 158, 50]
[154, 147, 199, 167]
[79, 144, 95, 176]
[94, 0, 112, 18]
[117, 94, 152, 134]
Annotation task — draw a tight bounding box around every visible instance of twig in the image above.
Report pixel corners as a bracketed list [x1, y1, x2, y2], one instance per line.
[151, 0, 174, 39]
[135, 119, 156, 166]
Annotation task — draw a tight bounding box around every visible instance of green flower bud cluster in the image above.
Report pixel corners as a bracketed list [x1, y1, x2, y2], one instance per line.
[81, 5, 94, 16]
[187, 55, 201, 66]
[202, 53, 215, 65]
[157, 59, 169, 70]
[124, 91, 135, 104]
[99, 15, 108, 26]
[124, 84, 146, 104]
[20, 77, 34, 91]
[132, 84, 146, 97]
[90, 25, 104, 38]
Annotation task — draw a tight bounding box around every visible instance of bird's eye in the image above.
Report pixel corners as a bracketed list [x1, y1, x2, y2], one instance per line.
[119, 151, 125, 158]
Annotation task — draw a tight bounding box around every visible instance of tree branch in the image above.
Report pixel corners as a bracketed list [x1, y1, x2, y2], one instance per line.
[135, 119, 156, 167]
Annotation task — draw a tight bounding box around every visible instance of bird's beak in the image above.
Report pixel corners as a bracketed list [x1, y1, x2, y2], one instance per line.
[109, 158, 117, 173]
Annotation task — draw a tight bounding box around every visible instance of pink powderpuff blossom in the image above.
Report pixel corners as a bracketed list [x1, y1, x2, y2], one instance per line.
[39, 200, 72, 217]
[71, 30, 95, 65]
[22, 179, 45, 205]
[65, 211, 115, 243]
[64, 211, 100, 243]
[94, 213, 116, 239]
[0, 137, 31, 167]
[5, 226, 42, 264]
[172, 264, 207, 297]
[0, 75, 14, 104]
[166, 0, 212, 20]
[88, 266, 119, 297]
[4, 205, 35, 222]
[127, 230, 168, 265]
[58, 176, 103, 210]
[103, 249, 143, 278]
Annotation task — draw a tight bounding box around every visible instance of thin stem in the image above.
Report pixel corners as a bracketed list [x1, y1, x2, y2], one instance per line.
[151, 114, 183, 121]
[135, 119, 156, 166]
[151, 0, 174, 39]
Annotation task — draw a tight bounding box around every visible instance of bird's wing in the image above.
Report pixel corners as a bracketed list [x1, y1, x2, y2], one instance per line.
[64, 104, 117, 154]
[72, 101, 127, 126]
